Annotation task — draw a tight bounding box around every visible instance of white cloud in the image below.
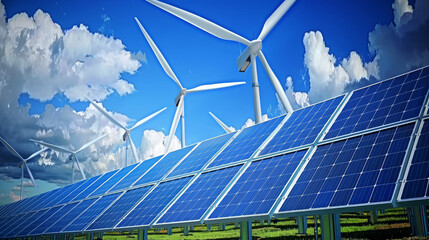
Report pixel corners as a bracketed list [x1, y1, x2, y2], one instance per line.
[140, 129, 180, 160]
[392, 0, 413, 27]
[283, 76, 310, 111]
[9, 191, 20, 202]
[242, 114, 269, 129]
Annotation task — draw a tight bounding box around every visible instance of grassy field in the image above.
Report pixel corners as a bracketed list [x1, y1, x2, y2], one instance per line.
[71, 207, 428, 240]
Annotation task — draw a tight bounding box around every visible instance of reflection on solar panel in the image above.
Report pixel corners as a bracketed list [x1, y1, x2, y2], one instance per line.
[326, 68, 428, 139]
[208, 116, 285, 168]
[261, 96, 343, 155]
[87, 186, 152, 231]
[71, 170, 118, 202]
[400, 120, 429, 200]
[134, 146, 194, 186]
[107, 156, 161, 193]
[209, 150, 307, 219]
[57, 177, 100, 205]
[278, 123, 415, 213]
[158, 165, 242, 224]
[88, 164, 136, 197]
[117, 177, 192, 228]
[64, 193, 121, 232]
[167, 133, 235, 178]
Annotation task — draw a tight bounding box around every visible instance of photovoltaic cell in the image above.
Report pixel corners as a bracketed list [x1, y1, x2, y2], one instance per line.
[208, 116, 285, 168]
[117, 176, 192, 228]
[167, 133, 235, 178]
[46, 199, 97, 234]
[4, 195, 34, 217]
[209, 150, 307, 219]
[133, 146, 194, 186]
[87, 186, 152, 230]
[17, 207, 60, 237]
[30, 188, 61, 212]
[71, 170, 118, 202]
[1, 213, 28, 237]
[57, 176, 102, 205]
[64, 193, 121, 232]
[42, 180, 86, 209]
[107, 156, 161, 193]
[88, 164, 136, 197]
[400, 120, 429, 200]
[158, 165, 242, 224]
[278, 123, 415, 213]
[29, 205, 65, 235]
[261, 96, 343, 155]
[3, 212, 37, 238]
[326, 67, 429, 139]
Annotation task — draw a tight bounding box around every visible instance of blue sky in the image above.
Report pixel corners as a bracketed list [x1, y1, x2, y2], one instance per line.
[0, 0, 428, 204]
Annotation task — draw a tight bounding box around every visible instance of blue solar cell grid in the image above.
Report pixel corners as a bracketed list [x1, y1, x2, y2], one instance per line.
[43, 180, 86, 209]
[30, 188, 61, 212]
[17, 208, 58, 237]
[134, 146, 194, 186]
[158, 165, 242, 224]
[208, 116, 285, 168]
[261, 96, 343, 155]
[400, 120, 429, 200]
[87, 186, 153, 230]
[71, 170, 118, 202]
[1, 213, 29, 237]
[4, 195, 34, 217]
[46, 198, 97, 234]
[64, 193, 121, 232]
[167, 133, 235, 178]
[118, 177, 192, 228]
[209, 150, 307, 219]
[108, 156, 161, 193]
[88, 164, 136, 197]
[279, 123, 415, 213]
[57, 176, 101, 205]
[4, 212, 38, 237]
[326, 67, 429, 139]
[30, 205, 65, 235]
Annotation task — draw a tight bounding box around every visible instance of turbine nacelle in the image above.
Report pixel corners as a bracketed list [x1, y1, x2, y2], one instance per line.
[123, 131, 129, 141]
[68, 154, 74, 161]
[18, 161, 24, 169]
[174, 89, 188, 106]
[237, 40, 262, 72]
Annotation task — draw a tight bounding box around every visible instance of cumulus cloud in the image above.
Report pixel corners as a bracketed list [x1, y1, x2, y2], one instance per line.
[9, 191, 20, 202]
[139, 130, 180, 160]
[282, 76, 310, 112]
[242, 114, 269, 129]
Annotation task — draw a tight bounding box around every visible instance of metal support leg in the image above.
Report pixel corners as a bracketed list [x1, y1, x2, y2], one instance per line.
[260, 220, 264, 226]
[370, 210, 378, 224]
[207, 224, 211, 231]
[221, 223, 226, 230]
[320, 214, 341, 240]
[297, 216, 308, 235]
[190, 225, 194, 231]
[184, 226, 189, 236]
[409, 205, 428, 236]
[138, 229, 147, 240]
[235, 222, 239, 228]
[314, 216, 319, 240]
[268, 218, 271, 225]
[240, 221, 252, 240]
[167, 227, 172, 235]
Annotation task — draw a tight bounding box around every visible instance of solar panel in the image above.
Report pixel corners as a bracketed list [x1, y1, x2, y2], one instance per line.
[57, 176, 101, 205]
[29, 205, 65, 235]
[15, 192, 49, 215]
[261, 96, 344, 156]
[30, 188, 61, 212]
[3, 212, 38, 238]
[63, 193, 121, 232]
[326, 67, 429, 139]
[71, 170, 118, 202]
[87, 164, 137, 197]
[133, 146, 194, 187]
[207, 116, 285, 169]
[117, 176, 192, 228]
[3, 195, 34, 217]
[87, 186, 153, 231]
[17, 207, 60, 237]
[157, 165, 242, 224]
[167, 133, 235, 178]
[208, 150, 307, 220]
[107, 156, 162, 193]
[277, 123, 415, 214]
[0, 213, 28, 237]
[399, 120, 429, 201]
[42, 180, 86, 209]
[46, 198, 97, 234]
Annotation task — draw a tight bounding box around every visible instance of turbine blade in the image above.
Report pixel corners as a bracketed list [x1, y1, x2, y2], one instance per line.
[130, 107, 167, 131]
[165, 96, 184, 153]
[74, 156, 86, 180]
[29, 139, 73, 154]
[75, 133, 108, 153]
[24, 163, 39, 194]
[146, 0, 251, 46]
[257, 50, 293, 113]
[0, 136, 23, 160]
[128, 134, 140, 163]
[187, 81, 245, 93]
[134, 17, 183, 90]
[86, 97, 127, 130]
[25, 147, 48, 162]
[258, 0, 296, 41]
[209, 112, 233, 134]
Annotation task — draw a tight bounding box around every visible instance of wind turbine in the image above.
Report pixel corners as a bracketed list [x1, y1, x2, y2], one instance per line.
[87, 97, 166, 166]
[209, 112, 234, 134]
[134, 17, 245, 152]
[30, 134, 107, 183]
[146, 0, 295, 124]
[0, 137, 48, 200]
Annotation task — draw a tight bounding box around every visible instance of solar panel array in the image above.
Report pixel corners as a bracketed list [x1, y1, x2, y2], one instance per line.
[0, 66, 428, 238]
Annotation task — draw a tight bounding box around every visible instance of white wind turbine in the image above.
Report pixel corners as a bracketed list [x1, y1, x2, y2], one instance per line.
[0, 137, 48, 200]
[134, 17, 245, 152]
[87, 97, 166, 166]
[209, 112, 234, 134]
[146, 0, 295, 124]
[30, 133, 107, 183]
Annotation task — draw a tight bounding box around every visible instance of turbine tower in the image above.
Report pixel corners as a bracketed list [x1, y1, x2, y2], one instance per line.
[134, 17, 245, 152]
[87, 98, 166, 166]
[209, 112, 233, 134]
[146, 0, 295, 124]
[0, 137, 48, 200]
[30, 133, 107, 183]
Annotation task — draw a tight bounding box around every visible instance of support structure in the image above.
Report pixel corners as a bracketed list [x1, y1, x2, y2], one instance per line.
[221, 223, 226, 230]
[137, 229, 147, 240]
[408, 205, 428, 236]
[240, 221, 252, 240]
[320, 214, 341, 240]
[369, 210, 378, 224]
[207, 224, 211, 231]
[184, 226, 189, 236]
[167, 227, 172, 235]
[297, 216, 308, 235]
